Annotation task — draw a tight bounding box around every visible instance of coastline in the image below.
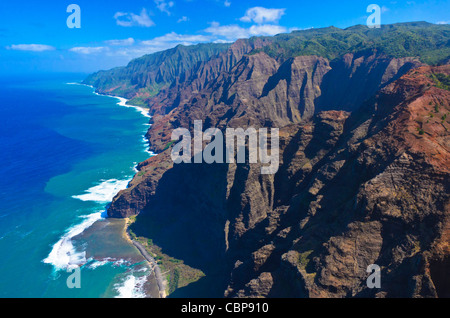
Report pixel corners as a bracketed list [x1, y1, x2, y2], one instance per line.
[85, 82, 166, 298]
[63, 81, 163, 298]
[67, 82, 151, 119]
[124, 218, 167, 298]
[87, 83, 167, 298]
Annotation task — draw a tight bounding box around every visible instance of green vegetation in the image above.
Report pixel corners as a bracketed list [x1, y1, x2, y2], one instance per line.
[169, 258, 182, 264]
[128, 83, 168, 106]
[128, 228, 137, 240]
[256, 22, 450, 65]
[168, 268, 180, 294]
[429, 72, 450, 91]
[298, 250, 314, 269]
[163, 140, 176, 151]
[413, 240, 421, 254]
[83, 42, 231, 99]
[130, 231, 205, 296]
[296, 250, 317, 280]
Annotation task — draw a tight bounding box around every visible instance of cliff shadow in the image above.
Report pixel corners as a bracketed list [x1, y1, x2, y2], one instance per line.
[130, 160, 231, 274]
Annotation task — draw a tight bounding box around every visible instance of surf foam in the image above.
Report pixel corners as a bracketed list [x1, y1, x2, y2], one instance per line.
[43, 212, 103, 270]
[114, 274, 148, 298]
[72, 179, 131, 203]
[45, 177, 132, 270]
[114, 96, 151, 118]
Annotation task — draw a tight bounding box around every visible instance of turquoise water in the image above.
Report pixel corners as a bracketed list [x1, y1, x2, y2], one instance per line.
[0, 75, 154, 297]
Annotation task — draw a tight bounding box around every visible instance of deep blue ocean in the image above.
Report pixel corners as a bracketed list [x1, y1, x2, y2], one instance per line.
[0, 74, 155, 297]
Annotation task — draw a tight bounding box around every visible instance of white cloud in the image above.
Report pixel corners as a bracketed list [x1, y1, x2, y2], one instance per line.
[240, 7, 286, 24]
[177, 16, 189, 23]
[224, 0, 231, 7]
[114, 8, 154, 27]
[204, 22, 250, 40]
[7, 44, 55, 52]
[436, 21, 449, 24]
[104, 38, 135, 46]
[63, 5, 299, 66]
[102, 32, 214, 59]
[204, 22, 288, 41]
[69, 46, 106, 54]
[248, 24, 287, 36]
[213, 39, 234, 44]
[142, 32, 212, 47]
[154, 0, 174, 15]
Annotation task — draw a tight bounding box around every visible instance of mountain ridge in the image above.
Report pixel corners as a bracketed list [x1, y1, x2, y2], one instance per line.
[84, 22, 450, 107]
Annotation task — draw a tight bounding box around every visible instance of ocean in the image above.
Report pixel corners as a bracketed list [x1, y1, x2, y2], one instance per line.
[0, 74, 156, 298]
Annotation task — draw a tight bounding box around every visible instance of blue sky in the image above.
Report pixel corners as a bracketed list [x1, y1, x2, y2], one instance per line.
[0, 0, 448, 74]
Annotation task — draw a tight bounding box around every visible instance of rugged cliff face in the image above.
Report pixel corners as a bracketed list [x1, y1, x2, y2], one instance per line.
[86, 23, 450, 297]
[225, 65, 450, 298]
[140, 50, 422, 154]
[107, 49, 424, 219]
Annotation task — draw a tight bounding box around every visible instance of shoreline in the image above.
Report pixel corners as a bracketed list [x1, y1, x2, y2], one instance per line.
[124, 218, 167, 298]
[87, 82, 167, 298]
[67, 82, 152, 119]
[67, 81, 163, 298]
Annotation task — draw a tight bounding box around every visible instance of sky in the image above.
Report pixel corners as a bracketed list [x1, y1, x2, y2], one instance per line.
[0, 0, 448, 75]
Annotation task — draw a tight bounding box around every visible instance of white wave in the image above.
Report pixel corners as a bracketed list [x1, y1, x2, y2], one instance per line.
[141, 137, 151, 156]
[113, 259, 130, 267]
[84, 257, 133, 270]
[114, 274, 148, 298]
[140, 137, 156, 156]
[136, 267, 149, 273]
[43, 212, 103, 270]
[72, 179, 131, 203]
[114, 97, 151, 118]
[66, 82, 93, 89]
[45, 177, 131, 270]
[84, 258, 111, 269]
